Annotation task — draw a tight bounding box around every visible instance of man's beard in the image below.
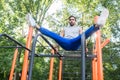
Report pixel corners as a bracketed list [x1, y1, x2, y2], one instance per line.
[70, 23, 75, 26]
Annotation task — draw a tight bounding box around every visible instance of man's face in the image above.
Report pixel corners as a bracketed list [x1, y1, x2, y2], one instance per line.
[69, 17, 76, 26]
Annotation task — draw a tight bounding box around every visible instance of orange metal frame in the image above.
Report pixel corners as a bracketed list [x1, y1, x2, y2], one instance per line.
[49, 49, 55, 80]
[92, 16, 110, 80]
[9, 48, 18, 80]
[92, 31, 110, 80]
[58, 59, 62, 80]
[96, 30, 103, 80]
[49, 48, 63, 80]
[21, 26, 33, 80]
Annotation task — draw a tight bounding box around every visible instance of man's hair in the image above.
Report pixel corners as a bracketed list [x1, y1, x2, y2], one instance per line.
[68, 15, 76, 21]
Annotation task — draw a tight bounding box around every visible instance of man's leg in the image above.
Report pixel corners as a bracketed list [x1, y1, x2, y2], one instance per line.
[69, 25, 99, 50]
[38, 25, 99, 50]
[39, 27, 72, 50]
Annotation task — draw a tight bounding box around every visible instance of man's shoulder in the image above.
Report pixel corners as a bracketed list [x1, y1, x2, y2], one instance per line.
[74, 26, 82, 29]
[63, 26, 82, 30]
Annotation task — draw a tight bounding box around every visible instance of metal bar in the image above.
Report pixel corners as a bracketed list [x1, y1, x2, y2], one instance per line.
[9, 48, 18, 80]
[96, 30, 103, 80]
[28, 34, 40, 80]
[21, 26, 33, 80]
[0, 34, 31, 51]
[49, 57, 54, 80]
[34, 54, 96, 58]
[48, 48, 55, 80]
[0, 46, 23, 48]
[81, 32, 86, 80]
[92, 16, 98, 80]
[62, 58, 65, 80]
[40, 34, 62, 57]
[101, 38, 110, 49]
[58, 59, 62, 80]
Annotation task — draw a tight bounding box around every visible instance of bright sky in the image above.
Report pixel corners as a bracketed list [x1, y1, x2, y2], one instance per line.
[43, 0, 63, 29]
[47, 0, 63, 15]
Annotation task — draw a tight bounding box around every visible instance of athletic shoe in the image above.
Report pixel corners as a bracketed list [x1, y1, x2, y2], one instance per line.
[96, 8, 109, 27]
[26, 13, 36, 27]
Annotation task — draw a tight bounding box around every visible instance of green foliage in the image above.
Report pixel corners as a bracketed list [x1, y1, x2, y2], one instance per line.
[0, 0, 120, 79]
[0, 0, 55, 79]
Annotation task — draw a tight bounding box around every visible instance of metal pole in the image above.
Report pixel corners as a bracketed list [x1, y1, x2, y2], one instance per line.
[58, 59, 62, 80]
[81, 32, 86, 80]
[9, 48, 18, 80]
[0, 34, 31, 51]
[28, 34, 40, 80]
[48, 47, 55, 80]
[21, 26, 33, 80]
[96, 30, 103, 80]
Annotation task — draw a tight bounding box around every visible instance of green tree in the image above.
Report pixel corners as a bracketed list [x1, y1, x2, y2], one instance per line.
[0, 0, 55, 79]
[0, 0, 120, 79]
[46, 0, 120, 79]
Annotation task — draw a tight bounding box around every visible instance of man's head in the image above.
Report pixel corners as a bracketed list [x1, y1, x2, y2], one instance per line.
[68, 16, 76, 26]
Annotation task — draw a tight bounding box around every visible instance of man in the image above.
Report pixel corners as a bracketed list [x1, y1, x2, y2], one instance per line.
[60, 15, 88, 51]
[26, 8, 109, 51]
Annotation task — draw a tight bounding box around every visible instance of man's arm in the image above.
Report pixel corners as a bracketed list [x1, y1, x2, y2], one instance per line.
[60, 29, 65, 37]
[80, 27, 88, 52]
[36, 24, 40, 29]
[79, 28, 83, 34]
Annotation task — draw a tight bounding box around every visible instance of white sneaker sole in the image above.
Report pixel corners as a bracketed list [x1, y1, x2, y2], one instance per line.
[97, 8, 109, 26]
[26, 13, 36, 27]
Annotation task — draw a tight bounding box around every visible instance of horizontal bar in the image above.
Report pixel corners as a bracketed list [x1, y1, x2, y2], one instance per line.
[0, 46, 23, 48]
[0, 34, 31, 51]
[34, 54, 96, 59]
